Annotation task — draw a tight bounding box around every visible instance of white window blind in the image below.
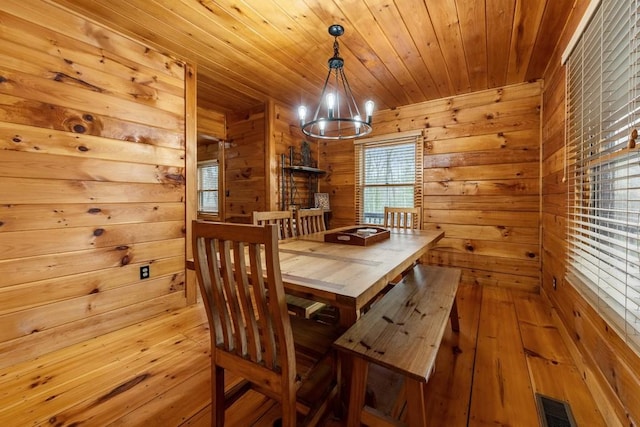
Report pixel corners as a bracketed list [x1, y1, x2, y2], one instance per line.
[355, 132, 423, 225]
[566, 0, 640, 354]
[198, 161, 219, 214]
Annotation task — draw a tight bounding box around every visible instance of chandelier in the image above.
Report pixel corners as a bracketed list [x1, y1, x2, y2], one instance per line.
[298, 24, 374, 140]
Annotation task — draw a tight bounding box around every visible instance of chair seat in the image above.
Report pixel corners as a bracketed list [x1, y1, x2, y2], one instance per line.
[226, 315, 342, 424]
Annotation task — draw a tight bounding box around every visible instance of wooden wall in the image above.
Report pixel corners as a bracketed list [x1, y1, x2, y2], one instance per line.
[197, 107, 226, 142]
[197, 107, 225, 221]
[224, 100, 318, 220]
[0, 2, 189, 368]
[321, 81, 541, 292]
[225, 106, 267, 222]
[318, 138, 355, 226]
[541, 2, 640, 425]
[271, 102, 320, 211]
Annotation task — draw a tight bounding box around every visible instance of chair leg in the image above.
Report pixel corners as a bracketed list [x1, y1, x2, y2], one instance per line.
[281, 391, 297, 427]
[212, 365, 225, 426]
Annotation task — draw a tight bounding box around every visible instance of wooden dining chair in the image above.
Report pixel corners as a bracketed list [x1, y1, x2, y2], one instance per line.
[192, 220, 341, 426]
[379, 207, 422, 292]
[296, 208, 326, 235]
[252, 210, 295, 240]
[252, 210, 326, 319]
[383, 206, 422, 230]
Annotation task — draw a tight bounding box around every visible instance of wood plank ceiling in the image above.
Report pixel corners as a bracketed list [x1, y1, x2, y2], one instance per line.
[48, 0, 575, 114]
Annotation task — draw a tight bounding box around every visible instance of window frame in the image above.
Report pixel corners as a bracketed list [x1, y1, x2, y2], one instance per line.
[197, 159, 219, 215]
[565, 0, 640, 355]
[354, 131, 423, 225]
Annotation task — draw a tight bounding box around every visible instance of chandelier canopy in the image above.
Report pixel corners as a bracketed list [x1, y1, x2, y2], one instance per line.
[298, 25, 374, 140]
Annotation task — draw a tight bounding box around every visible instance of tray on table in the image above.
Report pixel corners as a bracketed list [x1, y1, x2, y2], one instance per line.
[323, 227, 390, 246]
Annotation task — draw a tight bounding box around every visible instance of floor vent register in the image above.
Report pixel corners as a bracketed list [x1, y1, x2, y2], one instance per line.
[536, 393, 578, 427]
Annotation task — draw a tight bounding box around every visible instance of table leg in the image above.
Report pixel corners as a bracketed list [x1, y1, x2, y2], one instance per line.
[338, 306, 358, 329]
[337, 306, 360, 416]
[405, 378, 427, 427]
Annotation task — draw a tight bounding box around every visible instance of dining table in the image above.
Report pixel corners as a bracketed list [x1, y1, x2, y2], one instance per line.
[270, 226, 444, 327]
[186, 225, 444, 328]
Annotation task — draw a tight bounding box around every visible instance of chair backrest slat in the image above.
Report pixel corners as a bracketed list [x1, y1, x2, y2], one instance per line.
[192, 221, 294, 373]
[221, 240, 248, 354]
[252, 210, 295, 239]
[296, 208, 326, 235]
[383, 207, 422, 230]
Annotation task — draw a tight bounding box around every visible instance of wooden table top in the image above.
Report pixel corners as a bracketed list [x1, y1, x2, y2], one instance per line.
[187, 226, 444, 324]
[277, 227, 444, 314]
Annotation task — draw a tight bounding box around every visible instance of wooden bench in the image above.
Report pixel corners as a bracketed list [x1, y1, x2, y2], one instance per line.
[333, 265, 461, 427]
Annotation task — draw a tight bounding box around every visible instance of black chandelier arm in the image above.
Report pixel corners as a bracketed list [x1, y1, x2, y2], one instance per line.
[332, 67, 341, 119]
[297, 24, 374, 140]
[301, 117, 373, 140]
[311, 67, 336, 122]
[338, 67, 361, 119]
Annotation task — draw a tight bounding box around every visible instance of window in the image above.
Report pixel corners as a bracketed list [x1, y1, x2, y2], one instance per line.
[355, 131, 423, 225]
[198, 160, 219, 214]
[565, 0, 640, 354]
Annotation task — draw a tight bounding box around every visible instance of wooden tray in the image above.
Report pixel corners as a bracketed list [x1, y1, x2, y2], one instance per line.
[323, 227, 390, 246]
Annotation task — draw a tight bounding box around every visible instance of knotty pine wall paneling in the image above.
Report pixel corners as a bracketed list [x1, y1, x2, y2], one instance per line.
[540, 1, 640, 424]
[272, 101, 319, 211]
[197, 107, 226, 141]
[0, 1, 189, 368]
[320, 81, 541, 292]
[318, 138, 356, 227]
[225, 106, 267, 222]
[225, 99, 318, 220]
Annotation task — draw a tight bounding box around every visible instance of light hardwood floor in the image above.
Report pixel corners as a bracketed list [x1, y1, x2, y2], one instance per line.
[0, 284, 608, 426]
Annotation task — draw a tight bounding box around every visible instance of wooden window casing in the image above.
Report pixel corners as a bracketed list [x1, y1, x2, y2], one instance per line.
[197, 160, 219, 215]
[354, 131, 423, 226]
[566, 0, 640, 355]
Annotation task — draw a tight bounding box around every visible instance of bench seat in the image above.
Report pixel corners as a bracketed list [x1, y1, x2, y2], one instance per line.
[334, 264, 461, 427]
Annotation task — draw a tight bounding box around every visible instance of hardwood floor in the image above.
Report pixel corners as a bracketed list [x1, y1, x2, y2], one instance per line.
[0, 284, 608, 426]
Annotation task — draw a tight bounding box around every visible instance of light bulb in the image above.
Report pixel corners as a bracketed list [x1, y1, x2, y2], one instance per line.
[298, 105, 307, 126]
[354, 115, 361, 134]
[365, 100, 374, 123]
[326, 93, 335, 119]
[318, 119, 326, 136]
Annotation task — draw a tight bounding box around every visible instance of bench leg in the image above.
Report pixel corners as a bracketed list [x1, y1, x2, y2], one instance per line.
[405, 378, 427, 427]
[449, 296, 460, 333]
[346, 357, 368, 427]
